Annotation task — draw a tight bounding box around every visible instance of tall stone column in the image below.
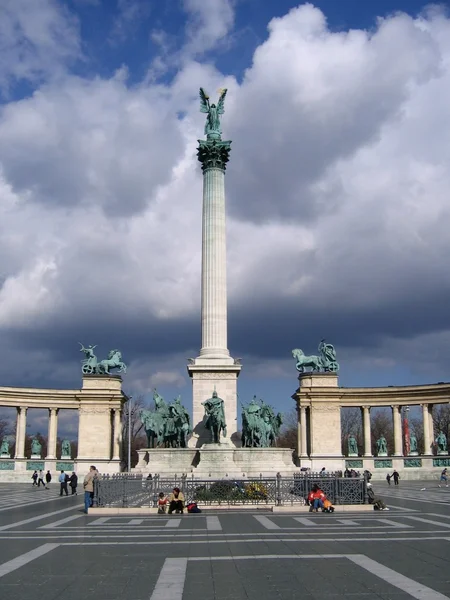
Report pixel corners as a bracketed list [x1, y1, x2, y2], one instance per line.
[300, 406, 308, 457]
[46, 408, 59, 459]
[188, 114, 241, 448]
[112, 408, 122, 461]
[362, 405, 372, 456]
[15, 406, 27, 459]
[422, 403, 432, 455]
[392, 405, 402, 456]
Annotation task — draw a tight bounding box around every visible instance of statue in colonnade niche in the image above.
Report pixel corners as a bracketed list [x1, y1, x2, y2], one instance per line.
[0, 438, 10, 455]
[292, 340, 339, 373]
[79, 343, 127, 375]
[61, 440, 71, 457]
[31, 438, 42, 456]
[409, 433, 418, 455]
[347, 434, 358, 456]
[436, 431, 448, 454]
[376, 434, 388, 456]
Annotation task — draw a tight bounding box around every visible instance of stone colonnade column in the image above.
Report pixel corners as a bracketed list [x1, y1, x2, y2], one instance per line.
[392, 405, 402, 456]
[112, 408, 122, 461]
[362, 405, 372, 456]
[422, 403, 432, 455]
[46, 408, 59, 459]
[300, 406, 308, 457]
[199, 165, 229, 358]
[15, 406, 27, 459]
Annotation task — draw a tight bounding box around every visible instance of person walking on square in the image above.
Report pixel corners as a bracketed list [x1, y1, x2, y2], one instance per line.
[69, 472, 78, 495]
[37, 470, 45, 488]
[439, 468, 448, 487]
[392, 470, 400, 486]
[31, 470, 38, 486]
[45, 470, 52, 490]
[386, 473, 391, 486]
[59, 470, 69, 496]
[83, 465, 98, 514]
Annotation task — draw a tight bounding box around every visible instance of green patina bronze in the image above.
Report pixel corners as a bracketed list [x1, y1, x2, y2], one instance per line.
[404, 458, 422, 468]
[374, 459, 393, 468]
[0, 461, 14, 470]
[61, 440, 71, 457]
[435, 431, 448, 453]
[31, 438, 42, 456]
[376, 434, 388, 455]
[345, 460, 363, 469]
[241, 396, 283, 448]
[198, 87, 231, 172]
[56, 461, 74, 471]
[0, 438, 10, 455]
[292, 340, 339, 373]
[140, 390, 191, 448]
[433, 458, 450, 467]
[27, 461, 44, 470]
[347, 434, 358, 455]
[409, 433, 418, 454]
[79, 343, 127, 375]
[202, 390, 227, 444]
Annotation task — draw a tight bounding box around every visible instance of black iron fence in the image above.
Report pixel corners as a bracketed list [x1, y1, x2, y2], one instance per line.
[93, 472, 368, 508]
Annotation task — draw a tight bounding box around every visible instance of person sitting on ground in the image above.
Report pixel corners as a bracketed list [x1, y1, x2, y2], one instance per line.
[157, 492, 168, 514]
[168, 487, 185, 514]
[367, 483, 389, 510]
[307, 484, 325, 512]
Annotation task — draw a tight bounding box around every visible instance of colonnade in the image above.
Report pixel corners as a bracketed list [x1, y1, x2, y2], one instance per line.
[293, 373, 450, 469]
[11, 406, 123, 461]
[0, 375, 127, 478]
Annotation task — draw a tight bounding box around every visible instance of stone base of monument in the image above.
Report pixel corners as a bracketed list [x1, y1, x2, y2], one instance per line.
[30, 454, 42, 460]
[135, 446, 297, 477]
[0, 454, 11, 459]
[408, 451, 419, 456]
[437, 450, 448, 456]
[61, 454, 72, 460]
[377, 453, 388, 457]
[347, 453, 358, 458]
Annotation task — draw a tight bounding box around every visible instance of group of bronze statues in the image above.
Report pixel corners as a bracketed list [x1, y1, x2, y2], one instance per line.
[347, 431, 448, 456]
[139, 389, 283, 448]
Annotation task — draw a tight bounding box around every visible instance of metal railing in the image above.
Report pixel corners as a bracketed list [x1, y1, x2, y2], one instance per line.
[93, 472, 368, 508]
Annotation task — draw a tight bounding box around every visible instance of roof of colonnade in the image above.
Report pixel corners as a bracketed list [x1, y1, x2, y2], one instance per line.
[294, 379, 450, 407]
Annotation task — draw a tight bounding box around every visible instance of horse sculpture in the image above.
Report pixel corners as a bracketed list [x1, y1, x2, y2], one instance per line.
[97, 350, 127, 374]
[292, 348, 322, 373]
[140, 391, 191, 448]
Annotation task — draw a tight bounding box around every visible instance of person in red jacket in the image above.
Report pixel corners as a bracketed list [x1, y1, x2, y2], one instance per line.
[307, 484, 325, 512]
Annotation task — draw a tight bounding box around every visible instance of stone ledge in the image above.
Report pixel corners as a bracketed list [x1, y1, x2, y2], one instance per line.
[88, 504, 372, 515]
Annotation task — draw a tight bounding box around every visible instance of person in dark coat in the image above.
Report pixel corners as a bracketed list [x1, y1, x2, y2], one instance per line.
[69, 472, 78, 495]
[392, 470, 400, 486]
[45, 470, 52, 490]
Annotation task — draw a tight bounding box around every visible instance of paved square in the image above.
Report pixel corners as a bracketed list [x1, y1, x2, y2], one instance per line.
[0, 481, 449, 599]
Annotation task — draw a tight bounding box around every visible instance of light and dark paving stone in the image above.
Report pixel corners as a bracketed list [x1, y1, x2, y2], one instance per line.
[0, 481, 449, 599]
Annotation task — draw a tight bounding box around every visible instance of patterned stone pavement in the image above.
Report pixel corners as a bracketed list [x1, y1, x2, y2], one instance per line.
[0, 481, 449, 599]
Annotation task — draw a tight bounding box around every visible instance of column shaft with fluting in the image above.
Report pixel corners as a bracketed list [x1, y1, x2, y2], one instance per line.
[200, 167, 229, 357]
[46, 408, 59, 459]
[362, 406, 372, 456]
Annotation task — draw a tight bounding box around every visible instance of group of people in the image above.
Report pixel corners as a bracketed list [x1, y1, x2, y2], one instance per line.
[31, 469, 52, 489]
[156, 487, 202, 514]
[386, 470, 400, 485]
[57, 470, 78, 496]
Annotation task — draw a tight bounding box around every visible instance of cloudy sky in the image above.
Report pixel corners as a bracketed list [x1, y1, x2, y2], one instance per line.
[1, 0, 450, 435]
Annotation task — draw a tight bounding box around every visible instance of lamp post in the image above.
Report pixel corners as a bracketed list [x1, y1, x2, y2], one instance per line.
[403, 405, 410, 456]
[127, 396, 133, 473]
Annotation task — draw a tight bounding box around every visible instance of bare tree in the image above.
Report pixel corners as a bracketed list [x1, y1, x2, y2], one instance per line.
[341, 408, 363, 454]
[432, 404, 450, 450]
[277, 408, 297, 449]
[122, 395, 148, 469]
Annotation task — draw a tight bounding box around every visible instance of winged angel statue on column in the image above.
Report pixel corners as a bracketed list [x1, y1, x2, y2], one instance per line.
[199, 87, 227, 140]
